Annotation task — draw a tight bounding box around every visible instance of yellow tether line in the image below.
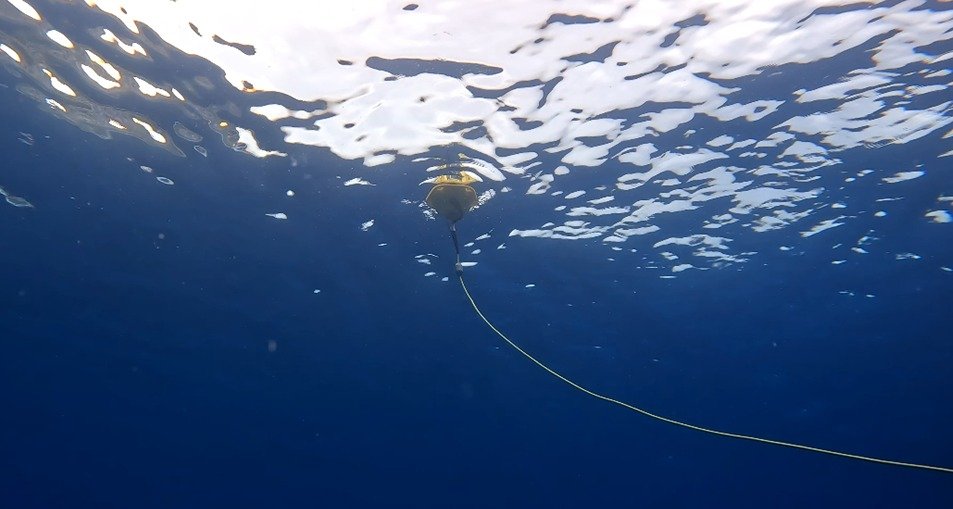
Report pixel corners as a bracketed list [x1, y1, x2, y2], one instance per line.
[458, 275, 953, 474]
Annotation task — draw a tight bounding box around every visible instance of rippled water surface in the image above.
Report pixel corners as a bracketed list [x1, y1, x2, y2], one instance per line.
[1, 1, 951, 507]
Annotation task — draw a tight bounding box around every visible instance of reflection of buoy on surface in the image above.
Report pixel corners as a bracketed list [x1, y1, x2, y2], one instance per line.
[425, 171, 479, 224]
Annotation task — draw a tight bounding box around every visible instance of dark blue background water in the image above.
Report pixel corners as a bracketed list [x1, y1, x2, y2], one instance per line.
[2, 3, 953, 507]
[2, 94, 952, 507]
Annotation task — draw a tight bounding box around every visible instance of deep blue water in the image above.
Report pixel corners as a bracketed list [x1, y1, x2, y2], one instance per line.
[2, 1, 953, 507]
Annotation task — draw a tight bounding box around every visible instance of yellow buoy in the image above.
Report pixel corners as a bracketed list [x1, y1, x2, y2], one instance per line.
[425, 172, 478, 224]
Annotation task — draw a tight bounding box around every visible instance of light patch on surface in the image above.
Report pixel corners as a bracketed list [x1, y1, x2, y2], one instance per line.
[459, 156, 508, 181]
[654, 234, 730, 251]
[156, 176, 174, 185]
[265, 212, 287, 219]
[236, 127, 287, 158]
[133, 77, 171, 98]
[80, 64, 120, 89]
[344, 178, 374, 187]
[801, 217, 846, 237]
[567, 205, 629, 217]
[526, 174, 554, 195]
[588, 196, 615, 205]
[617, 225, 659, 236]
[361, 219, 374, 231]
[8, 0, 41, 20]
[100, 29, 146, 56]
[45, 98, 66, 112]
[797, 73, 891, 103]
[882, 171, 924, 184]
[0, 44, 21, 63]
[707, 135, 733, 147]
[46, 30, 73, 48]
[132, 118, 167, 143]
[85, 50, 121, 80]
[251, 104, 325, 121]
[42, 69, 75, 96]
[365, 153, 396, 166]
[925, 210, 952, 223]
[0, 185, 34, 208]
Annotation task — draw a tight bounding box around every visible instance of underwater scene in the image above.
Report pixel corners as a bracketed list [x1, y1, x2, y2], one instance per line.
[1, 0, 952, 507]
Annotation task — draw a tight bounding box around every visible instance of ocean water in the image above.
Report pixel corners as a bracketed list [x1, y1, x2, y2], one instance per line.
[1, 0, 952, 507]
